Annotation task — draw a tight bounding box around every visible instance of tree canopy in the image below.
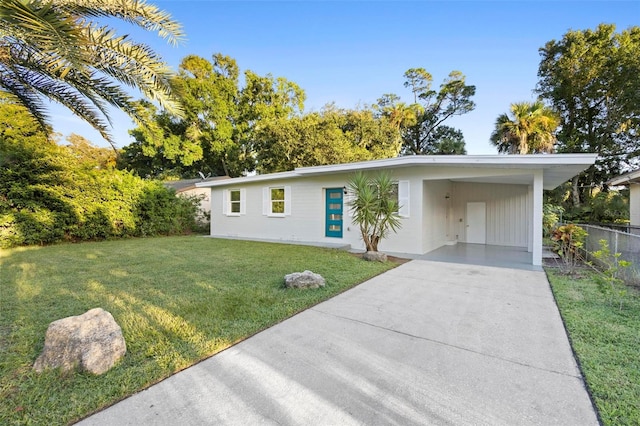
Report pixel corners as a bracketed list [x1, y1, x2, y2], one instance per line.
[120, 54, 406, 177]
[377, 69, 475, 155]
[536, 24, 640, 204]
[255, 105, 402, 174]
[121, 54, 306, 177]
[0, 0, 184, 146]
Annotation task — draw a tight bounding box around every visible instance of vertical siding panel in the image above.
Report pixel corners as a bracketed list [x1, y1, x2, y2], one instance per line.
[456, 182, 527, 247]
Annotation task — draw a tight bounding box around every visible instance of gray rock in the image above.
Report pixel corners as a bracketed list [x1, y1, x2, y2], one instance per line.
[34, 308, 126, 375]
[284, 270, 326, 289]
[362, 251, 388, 262]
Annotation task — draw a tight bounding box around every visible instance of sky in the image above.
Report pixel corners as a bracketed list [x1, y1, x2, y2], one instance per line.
[48, 0, 640, 155]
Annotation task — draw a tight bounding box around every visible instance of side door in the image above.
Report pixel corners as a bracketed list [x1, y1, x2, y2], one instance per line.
[466, 202, 486, 244]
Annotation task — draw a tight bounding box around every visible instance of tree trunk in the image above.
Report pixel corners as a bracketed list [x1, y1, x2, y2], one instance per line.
[572, 176, 581, 207]
[519, 134, 528, 154]
[369, 235, 379, 252]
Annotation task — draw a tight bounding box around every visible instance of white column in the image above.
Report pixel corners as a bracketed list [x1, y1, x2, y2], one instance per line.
[527, 185, 533, 253]
[532, 170, 543, 266]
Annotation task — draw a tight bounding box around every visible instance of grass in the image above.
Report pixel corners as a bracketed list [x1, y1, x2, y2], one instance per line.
[0, 236, 395, 425]
[546, 268, 640, 426]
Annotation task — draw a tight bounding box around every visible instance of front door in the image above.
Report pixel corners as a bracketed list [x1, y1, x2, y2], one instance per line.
[325, 188, 343, 238]
[466, 202, 486, 244]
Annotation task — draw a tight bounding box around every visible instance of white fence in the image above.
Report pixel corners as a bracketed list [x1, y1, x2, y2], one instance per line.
[578, 224, 640, 285]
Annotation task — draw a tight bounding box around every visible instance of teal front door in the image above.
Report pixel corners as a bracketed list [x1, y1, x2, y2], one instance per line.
[325, 188, 343, 238]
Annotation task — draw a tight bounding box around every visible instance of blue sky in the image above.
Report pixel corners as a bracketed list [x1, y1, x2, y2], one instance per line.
[49, 0, 639, 155]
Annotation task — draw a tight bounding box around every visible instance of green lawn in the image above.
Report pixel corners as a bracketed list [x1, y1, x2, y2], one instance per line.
[0, 236, 394, 425]
[547, 269, 640, 426]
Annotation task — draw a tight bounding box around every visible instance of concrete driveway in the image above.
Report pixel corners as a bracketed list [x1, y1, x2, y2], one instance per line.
[78, 260, 599, 426]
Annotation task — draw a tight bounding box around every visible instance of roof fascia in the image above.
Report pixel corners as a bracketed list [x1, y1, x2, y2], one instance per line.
[607, 169, 640, 186]
[195, 171, 299, 188]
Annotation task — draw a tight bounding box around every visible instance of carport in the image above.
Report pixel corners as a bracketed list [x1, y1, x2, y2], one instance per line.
[420, 243, 539, 271]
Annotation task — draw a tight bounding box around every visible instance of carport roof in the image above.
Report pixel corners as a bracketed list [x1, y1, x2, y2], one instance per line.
[196, 154, 597, 190]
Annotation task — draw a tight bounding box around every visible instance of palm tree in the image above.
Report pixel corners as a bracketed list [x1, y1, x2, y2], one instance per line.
[490, 101, 559, 154]
[0, 0, 184, 147]
[385, 102, 418, 131]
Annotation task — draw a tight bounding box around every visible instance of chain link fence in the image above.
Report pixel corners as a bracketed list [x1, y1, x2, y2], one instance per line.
[578, 224, 640, 286]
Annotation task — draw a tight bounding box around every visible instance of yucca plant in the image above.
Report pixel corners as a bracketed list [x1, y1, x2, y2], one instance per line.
[347, 171, 402, 252]
[0, 0, 184, 147]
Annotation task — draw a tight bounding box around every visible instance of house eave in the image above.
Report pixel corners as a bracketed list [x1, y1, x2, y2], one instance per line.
[607, 169, 640, 186]
[196, 154, 598, 190]
[196, 171, 298, 188]
[295, 154, 597, 175]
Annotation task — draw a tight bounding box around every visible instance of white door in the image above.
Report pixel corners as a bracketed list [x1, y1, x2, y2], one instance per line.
[466, 202, 486, 244]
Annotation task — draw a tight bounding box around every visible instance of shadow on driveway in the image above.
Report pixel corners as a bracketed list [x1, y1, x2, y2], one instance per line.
[78, 260, 598, 426]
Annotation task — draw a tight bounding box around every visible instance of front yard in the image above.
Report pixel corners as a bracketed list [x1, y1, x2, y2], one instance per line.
[0, 236, 394, 425]
[3, 236, 638, 425]
[546, 269, 640, 426]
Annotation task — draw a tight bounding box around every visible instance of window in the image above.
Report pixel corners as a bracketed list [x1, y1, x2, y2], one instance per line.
[271, 188, 285, 214]
[223, 189, 245, 216]
[230, 190, 241, 213]
[263, 186, 291, 216]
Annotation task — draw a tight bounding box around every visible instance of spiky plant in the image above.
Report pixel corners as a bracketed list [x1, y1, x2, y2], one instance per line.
[347, 171, 402, 252]
[0, 0, 184, 147]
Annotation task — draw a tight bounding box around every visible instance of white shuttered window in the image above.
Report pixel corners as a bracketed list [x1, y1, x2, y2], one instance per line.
[262, 186, 291, 216]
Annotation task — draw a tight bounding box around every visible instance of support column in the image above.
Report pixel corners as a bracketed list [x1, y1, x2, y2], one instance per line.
[532, 170, 543, 266]
[527, 185, 533, 253]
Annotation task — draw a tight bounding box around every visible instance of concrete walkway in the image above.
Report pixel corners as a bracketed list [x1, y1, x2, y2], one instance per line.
[78, 261, 598, 426]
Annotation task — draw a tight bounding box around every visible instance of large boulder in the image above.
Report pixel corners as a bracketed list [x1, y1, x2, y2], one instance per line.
[284, 270, 326, 289]
[34, 308, 126, 375]
[362, 251, 388, 262]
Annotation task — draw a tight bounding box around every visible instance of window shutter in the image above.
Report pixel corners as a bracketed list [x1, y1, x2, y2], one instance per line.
[284, 186, 292, 216]
[240, 189, 246, 215]
[222, 189, 228, 215]
[262, 187, 269, 215]
[398, 180, 410, 218]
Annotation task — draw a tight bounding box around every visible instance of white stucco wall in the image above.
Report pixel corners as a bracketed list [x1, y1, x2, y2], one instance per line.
[631, 184, 640, 227]
[209, 166, 539, 255]
[210, 171, 428, 254]
[422, 180, 453, 253]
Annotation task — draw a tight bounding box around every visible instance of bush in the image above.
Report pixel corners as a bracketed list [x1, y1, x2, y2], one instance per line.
[0, 133, 203, 248]
[135, 184, 199, 237]
[543, 204, 564, 237]
[551, 224, 587, 274]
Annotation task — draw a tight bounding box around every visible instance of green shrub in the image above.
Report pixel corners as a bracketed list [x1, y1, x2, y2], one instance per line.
[0, 128, 203, 248]
[551, 224, 587, 274]
[134, 184, 198, 237]
[543, 204, 564, 237]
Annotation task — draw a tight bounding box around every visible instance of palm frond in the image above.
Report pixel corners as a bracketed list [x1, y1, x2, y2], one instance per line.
[0, 69, 51, 133]
[86, 26, 182, 116]
[52, 0, 185, 45]
[0, 0, 184, 145]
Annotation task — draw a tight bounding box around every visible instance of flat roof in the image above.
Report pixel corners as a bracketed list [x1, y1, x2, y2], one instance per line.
[608, 169, 640, 186]
[196, 154, 598, 190]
